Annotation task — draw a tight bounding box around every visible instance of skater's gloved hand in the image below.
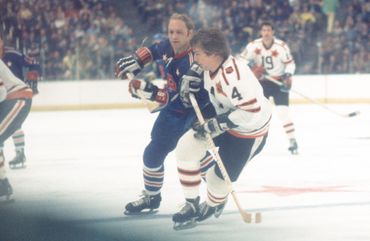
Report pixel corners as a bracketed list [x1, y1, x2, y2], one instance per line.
[280, 73, 292, 92]
[180, 62, 203, 108]
[129, 78, 168, 104]
[115, 47, 153, 79]
[115, 55, 142, 79]
[192, 112, 237, 140]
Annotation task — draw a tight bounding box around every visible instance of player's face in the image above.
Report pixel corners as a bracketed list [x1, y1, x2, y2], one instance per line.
[260, 25, 274, 42]
[193, 46, 213, 71]
[168, 19, 192, 54]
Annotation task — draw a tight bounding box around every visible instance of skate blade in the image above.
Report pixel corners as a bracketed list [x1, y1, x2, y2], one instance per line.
[124, 209, 158, 216]
[173, 220, 197, 231]
[9, 163, 26, 169]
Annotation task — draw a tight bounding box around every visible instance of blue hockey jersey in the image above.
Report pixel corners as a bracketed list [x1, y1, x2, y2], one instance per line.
[148, 39, 210, 113]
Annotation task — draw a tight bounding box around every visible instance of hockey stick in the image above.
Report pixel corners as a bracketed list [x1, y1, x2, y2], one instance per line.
[189, 94, 261, 224]
[126, 73, 160, 113]
[264, 75, 360, 118]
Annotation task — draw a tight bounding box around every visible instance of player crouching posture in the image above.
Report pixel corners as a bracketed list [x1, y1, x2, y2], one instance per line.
[172, 28, 272, 230]
[0, 59, 32, 201]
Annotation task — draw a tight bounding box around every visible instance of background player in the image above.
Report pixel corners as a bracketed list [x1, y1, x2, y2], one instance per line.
[172, 28, 272, 229]
[115, 13, 214, 215]
[240, 21, 298, 154]
[0, 36, 41, 168]
[0, 59, 33, 201]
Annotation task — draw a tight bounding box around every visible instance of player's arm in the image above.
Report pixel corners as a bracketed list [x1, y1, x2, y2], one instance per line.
[279, 44, 296, 92]
[115, 47, 153, 79]
[21, 54, 41, 94]
[128, 77, 168, 106]
[240, 43, 265, 80]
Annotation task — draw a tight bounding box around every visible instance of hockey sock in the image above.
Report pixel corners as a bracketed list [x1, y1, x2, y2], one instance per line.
[200, 153, 215, 180]
[276, 105, 296, 139]
[12, 129, 25, 150]
[206, 166, 228, 207]
[143, 164, 164, 195]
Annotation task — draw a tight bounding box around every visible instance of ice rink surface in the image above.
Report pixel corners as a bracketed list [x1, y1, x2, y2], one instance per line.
[1, 104, 370, 241]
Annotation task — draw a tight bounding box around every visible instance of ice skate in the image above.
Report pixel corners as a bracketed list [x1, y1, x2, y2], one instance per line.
[172, 197, 200, 230]
[124, 191, 161, 215]
[9, 149, 26, 169]
[0, 178, 14, 203]
[197, 200, 227, 222]
[288, 138, 298, 155]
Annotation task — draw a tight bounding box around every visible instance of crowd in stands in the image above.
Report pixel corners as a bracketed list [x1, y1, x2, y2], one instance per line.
[1, 0, 137, 80]
[1, 0, 369, 80]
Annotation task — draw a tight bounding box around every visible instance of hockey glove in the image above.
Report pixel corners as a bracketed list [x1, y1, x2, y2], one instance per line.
[280, 73, 292, 92]
[180, 62, 203, 108]
[250, 65, 265, 80]
[25, 70, 39, 95]
[129, 79, 168, 104]
[115, 55, 142, 79]
[192, 112, 238, 140]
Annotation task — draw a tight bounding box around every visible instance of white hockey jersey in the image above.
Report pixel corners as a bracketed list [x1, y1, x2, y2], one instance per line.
[203, 56, 272, 138]
[0, 59, 32, 102]
[240, 38, 296, 77]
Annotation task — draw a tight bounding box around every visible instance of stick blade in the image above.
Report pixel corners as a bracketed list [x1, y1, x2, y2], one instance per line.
[347, 111, 360, 117]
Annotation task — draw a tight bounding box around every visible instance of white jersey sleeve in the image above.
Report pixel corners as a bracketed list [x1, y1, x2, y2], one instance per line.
[203, 56, 272, 138]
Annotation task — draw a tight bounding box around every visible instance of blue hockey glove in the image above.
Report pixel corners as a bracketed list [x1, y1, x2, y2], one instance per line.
[280, 73, 292, 92]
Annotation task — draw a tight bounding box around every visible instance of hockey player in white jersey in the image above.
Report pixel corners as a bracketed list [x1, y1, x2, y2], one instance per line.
[0, 59, 33, 201]
[173, 28, 272, 229]
[240, 21, 298, 154]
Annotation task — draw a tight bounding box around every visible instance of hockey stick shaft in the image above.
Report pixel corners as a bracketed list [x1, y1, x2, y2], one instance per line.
[189, 94, 257, 223]
[264, 75, 359, 118]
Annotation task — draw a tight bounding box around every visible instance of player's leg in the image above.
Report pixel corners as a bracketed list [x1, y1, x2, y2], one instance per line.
[172, 129, 208, 229]
[0, 99, 31, 200]
[125, 109, 194, 215]
[9, 129, 26, 168]
[197, 133, 267, 222]
[274, 89, 298, 154]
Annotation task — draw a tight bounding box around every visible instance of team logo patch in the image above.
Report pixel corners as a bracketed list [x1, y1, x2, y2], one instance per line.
[225, 66, 233, 74]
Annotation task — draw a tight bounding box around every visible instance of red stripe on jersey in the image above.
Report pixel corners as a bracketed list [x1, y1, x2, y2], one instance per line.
[7, 88, 33, 100]
[241, 106, 261, 113]
[238, 98, 257, 107]
[227, 129, 267, 139]
[231, 58, 240, 80]
[221, 68, 230, 85]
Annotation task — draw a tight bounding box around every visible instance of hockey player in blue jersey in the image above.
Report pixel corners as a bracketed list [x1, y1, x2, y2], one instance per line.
[115, 13, 215, 215]
[0, 36, 41, 168]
